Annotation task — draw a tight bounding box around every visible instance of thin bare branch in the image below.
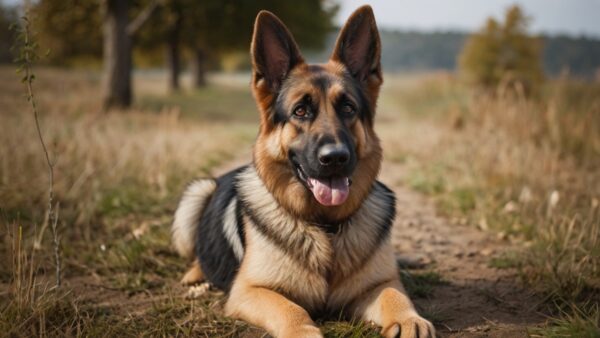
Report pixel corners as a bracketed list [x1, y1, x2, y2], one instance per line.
[127, 0, 161, 36]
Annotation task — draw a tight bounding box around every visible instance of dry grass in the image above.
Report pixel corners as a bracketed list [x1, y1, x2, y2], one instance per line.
[382, 73, 599, 334]
[0, 67, 255, 235]
[0, 66, 259, 336]
[0, 223, 90, 337]
[2, 66, 599, 336]
[529, 302, 600, 338]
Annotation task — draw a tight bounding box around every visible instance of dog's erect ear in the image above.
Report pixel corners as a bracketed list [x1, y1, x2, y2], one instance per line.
[251, 11, 304, 93]
[331, 5, 382, 84]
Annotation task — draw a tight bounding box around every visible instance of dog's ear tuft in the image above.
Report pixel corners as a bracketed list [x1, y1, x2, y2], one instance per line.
[331, 5, 381, 84]
[251, 11, 304, 93]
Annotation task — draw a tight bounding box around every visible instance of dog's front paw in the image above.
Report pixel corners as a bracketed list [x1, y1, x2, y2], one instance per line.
[281, 324, 323, 338]
[381, 314, 435, 338]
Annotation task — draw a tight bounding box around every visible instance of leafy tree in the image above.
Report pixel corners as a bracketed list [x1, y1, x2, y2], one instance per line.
[459, 5, 544, 94]
[31, 0, 336, 104]
[101, 0, 161, 109]
[0, 4, 17, 63]
[33, 0, 159, 108]
[137, 0, 337, 90]
[33, 0, 102, 65]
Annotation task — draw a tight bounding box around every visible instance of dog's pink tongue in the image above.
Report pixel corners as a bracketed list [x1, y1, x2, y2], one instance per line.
[307, 177, 349, 206]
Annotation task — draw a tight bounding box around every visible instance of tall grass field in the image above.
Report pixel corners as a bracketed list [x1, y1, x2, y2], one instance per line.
[1, 67, 598, 336]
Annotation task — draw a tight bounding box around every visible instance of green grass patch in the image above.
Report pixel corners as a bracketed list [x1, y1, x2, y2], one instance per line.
[321, 319, 381, 338]
[63, 221, 186, 292]
[419, 305, 451, 326]
[438, 187, 477, 215]
[95, 148, 240, 222]
[400, 270, 447, 298]
[97, 182, 169, 219]
[383, 75, 469, 118]
[387, 152, 408, 164]
[521, 211, 600, 302]
[101, 233, 172, 293]
[488, 251, 521, 269]
[406, 165, 480, 219]
[530, 303, 600, 338]
[407, 171, 446, 195]
[138, 85, 257, 122]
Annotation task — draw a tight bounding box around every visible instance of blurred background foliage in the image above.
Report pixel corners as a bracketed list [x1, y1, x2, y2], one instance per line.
[1, 0, 599, 109]
[18, 0, 338, 108]
[0, 4, 17, 62]
[0, 1, 598, 76]
[459, 5, 544, 94]
[25, 0, 337, 70]
[1, 1, 599, 77]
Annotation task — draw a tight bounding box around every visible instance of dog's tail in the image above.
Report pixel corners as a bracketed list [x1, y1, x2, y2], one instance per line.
[172, 179, 217, 258]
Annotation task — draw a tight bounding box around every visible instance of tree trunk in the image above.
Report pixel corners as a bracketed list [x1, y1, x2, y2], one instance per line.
[166, 11, 182, 92]
[165, 38, 180, 91]
[102, 0, 132, 109]
[191, 47, 207, 88]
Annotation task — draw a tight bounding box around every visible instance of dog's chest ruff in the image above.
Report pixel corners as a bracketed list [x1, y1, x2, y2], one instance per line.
[235, 166, 395, 311]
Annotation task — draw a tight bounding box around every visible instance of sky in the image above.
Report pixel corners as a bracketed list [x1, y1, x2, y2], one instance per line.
[3, 0, 599, 38]
[336, 0, 600, 37]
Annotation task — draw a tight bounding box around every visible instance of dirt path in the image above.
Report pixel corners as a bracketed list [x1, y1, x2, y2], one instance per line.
[380, 161, 544, 337]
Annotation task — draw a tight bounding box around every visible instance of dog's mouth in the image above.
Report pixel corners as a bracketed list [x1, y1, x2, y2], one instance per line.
[294, 163, 351, 206]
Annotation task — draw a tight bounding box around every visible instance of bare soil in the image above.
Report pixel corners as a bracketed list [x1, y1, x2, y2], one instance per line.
[381, 161, 545, 337]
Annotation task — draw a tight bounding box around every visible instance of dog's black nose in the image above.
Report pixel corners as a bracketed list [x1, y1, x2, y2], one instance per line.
[318, 144, 350, 166]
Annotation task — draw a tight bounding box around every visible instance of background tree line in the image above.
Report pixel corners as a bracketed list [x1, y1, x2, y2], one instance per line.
[2, 0, 337, 109]
[2, 2, 599, 107]
[312, 27, 600, 79]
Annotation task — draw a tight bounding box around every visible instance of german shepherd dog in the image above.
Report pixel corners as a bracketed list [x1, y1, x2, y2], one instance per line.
[172, 5, 435, 338]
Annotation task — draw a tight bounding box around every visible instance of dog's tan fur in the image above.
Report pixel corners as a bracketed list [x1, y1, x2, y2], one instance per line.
[180, 259, 204, 285]
[179, 5, 435, 338]
[221, 167, 434, 337]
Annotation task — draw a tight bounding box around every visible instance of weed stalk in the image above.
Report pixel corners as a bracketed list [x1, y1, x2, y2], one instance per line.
[15, 8, 61, 287]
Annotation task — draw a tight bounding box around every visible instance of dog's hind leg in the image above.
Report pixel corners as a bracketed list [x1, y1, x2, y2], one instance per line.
[181, 259, 204, 285]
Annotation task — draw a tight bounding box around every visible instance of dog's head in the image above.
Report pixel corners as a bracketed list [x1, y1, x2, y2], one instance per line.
[251, 5, 383, 223]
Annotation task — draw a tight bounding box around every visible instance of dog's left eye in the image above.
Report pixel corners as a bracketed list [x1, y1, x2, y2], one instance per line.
[341, 103, 356, 117]
[293, 105, 311, 119]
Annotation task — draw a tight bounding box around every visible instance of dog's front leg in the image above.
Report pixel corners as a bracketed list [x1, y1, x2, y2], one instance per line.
[225, 284, 322, 338]
[353, 280, 435, 338]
